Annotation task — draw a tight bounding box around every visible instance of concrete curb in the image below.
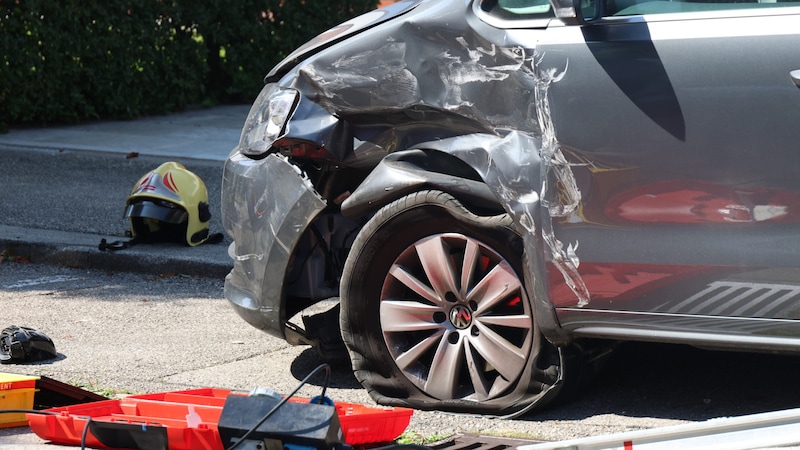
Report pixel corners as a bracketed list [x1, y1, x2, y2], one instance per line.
[0, 225, 232, 279]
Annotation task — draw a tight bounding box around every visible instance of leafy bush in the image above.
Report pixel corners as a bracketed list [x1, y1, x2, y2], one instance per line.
[0, 0, 378, 129]
[180, 0, 378, 103]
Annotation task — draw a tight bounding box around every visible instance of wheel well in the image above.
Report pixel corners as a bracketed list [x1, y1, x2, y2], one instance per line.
[341, 149, 506, 219]
[404, 149, 506, 215]
[281, 150, 508, 359]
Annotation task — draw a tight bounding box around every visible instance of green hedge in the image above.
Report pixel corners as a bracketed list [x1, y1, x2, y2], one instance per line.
[0, 0, 378, 129]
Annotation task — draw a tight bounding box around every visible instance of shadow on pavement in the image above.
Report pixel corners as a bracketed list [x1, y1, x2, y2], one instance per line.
[525, 341, 800, 423]
[290, 348, 362, 390]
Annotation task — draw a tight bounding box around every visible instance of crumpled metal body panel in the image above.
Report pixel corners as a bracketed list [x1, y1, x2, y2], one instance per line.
[266, 0, 423, 81]
[223, 0, 586, 343]
[288, 5, 544, 136]
[221, 152, 326, 338]
[278, 0, 587, 321]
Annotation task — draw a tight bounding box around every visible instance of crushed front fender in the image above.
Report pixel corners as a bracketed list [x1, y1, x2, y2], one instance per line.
[221, 152, 327, 339]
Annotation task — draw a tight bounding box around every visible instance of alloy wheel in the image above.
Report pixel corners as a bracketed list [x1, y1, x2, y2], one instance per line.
[379, 232, 534, 401]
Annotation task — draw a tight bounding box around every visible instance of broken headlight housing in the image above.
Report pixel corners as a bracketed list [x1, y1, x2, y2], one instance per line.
[239, 85, 300, 157]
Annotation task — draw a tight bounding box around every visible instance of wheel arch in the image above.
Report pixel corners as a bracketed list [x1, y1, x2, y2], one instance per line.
[340, 146, 572, 347]
[340, 148, 504, 219]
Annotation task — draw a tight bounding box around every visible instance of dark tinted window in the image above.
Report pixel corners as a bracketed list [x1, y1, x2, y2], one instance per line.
[608, 0, 800, 16]
[482, 0, 555, 19]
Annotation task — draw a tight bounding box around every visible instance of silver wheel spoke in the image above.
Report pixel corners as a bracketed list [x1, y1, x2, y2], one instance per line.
[389, 264, 442, 306]
[471, 321, 526, 380]
[425, 332, 464, 399]
[395, 329, 446, 369]
[460, 239, 480, 297]
[477, 314, 532, 330]
[416, 237, 460, 300]
[464, 340, 491, 398]
[381, 300, 443, 332]
[468, 264, 521, 314]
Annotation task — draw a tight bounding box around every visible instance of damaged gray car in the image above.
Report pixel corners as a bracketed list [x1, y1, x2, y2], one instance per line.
[221, 0, 800, 417]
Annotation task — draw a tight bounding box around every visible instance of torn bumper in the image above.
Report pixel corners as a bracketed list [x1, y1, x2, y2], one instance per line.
[221, 152, 327, 339]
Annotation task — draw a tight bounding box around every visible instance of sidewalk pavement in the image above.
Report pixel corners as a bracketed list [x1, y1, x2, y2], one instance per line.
[0, 104, 252, 279]
[0, 104, 248, 162]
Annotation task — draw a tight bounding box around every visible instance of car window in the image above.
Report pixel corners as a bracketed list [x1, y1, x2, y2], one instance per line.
[607, 0, 800, 16]
[482, 0, 555, 19]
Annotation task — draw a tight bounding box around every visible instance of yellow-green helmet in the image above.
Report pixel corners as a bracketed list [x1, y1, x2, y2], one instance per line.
[124, 162, 212, 246]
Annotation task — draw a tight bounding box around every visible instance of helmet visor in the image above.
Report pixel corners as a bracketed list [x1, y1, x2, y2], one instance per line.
[124, 200, 188, 224]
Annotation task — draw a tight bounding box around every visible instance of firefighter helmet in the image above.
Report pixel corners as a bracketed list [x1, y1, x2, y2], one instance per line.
[124, 162, 212, 246]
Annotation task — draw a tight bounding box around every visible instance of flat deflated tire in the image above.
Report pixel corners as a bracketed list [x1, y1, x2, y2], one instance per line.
[340, 190, 567, 417]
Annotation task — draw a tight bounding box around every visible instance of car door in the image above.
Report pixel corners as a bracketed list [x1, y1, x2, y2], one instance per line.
[534, 2, 800, 349]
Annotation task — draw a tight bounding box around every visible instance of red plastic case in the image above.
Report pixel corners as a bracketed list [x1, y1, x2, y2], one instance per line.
[26, 388, 413, 449]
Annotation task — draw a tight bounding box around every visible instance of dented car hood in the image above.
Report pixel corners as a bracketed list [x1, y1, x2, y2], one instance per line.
[266, 0, 424, 81]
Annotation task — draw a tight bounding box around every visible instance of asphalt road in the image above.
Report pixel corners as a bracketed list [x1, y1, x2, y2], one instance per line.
[4, 262, 800, 448]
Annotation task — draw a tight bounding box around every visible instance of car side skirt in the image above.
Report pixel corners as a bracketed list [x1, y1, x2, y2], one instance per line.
[559, 308, 800, 353]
